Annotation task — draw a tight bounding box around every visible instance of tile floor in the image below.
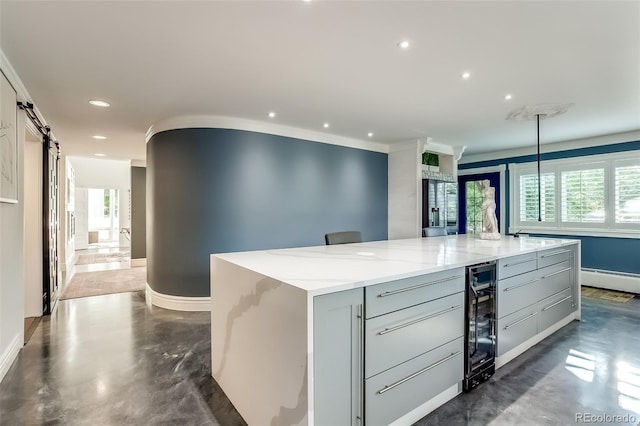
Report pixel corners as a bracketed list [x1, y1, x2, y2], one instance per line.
[1, 291, 639, 425]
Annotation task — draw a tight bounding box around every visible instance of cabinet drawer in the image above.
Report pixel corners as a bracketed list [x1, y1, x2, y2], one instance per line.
[497, 252, 537, 280]
[497, 270, 540, 319]
[365, 293, 464, 378]
[538, 288, 574, 333]
[538, 260, 572, 300]
[365, 338, 463, 426]
[365, 268, 464, 319]
[497, 304, 538, 357]
[538, 247, 573, 269]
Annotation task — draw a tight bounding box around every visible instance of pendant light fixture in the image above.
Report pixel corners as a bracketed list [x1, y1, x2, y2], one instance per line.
[507, 103, 573, 221]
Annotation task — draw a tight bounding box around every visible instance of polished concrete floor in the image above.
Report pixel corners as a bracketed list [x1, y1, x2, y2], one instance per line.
[1, 291, 639, 425]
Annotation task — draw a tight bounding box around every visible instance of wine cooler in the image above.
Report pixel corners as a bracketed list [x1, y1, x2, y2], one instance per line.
[464, 261, 497, 391]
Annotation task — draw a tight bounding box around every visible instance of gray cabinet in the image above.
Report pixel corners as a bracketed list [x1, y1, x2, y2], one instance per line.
[365, 338, 463, 426]
[313, 289, 363, 426]
[496, 303, 538, 356]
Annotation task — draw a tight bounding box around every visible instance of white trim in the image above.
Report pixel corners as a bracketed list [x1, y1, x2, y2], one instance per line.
[0, 333, 22, 383]
[389, 383, 460, 426]
[145, 115, 389, 154]
[458, 165, 507, 235]
[507, 226, 640, 239]
[131, 258, 147, 267]
[460, 130, 640, 164]
[581, 270, 640, 294]
[495, 311, 578, 369]
[130, 160, 146, 167]
[145, 283, 211, 312]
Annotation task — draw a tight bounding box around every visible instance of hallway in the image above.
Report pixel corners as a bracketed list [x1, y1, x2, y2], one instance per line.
[0, 292, 638, 425]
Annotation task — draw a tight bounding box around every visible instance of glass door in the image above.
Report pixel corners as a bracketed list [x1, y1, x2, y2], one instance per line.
[458, 172, 501, 235]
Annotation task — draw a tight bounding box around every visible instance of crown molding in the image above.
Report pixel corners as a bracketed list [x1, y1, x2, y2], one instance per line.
[146, 115, 389, 154]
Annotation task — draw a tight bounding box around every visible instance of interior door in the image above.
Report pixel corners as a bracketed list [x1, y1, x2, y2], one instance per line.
[43, 135, 59, 314]
[458, 173, 501, 235]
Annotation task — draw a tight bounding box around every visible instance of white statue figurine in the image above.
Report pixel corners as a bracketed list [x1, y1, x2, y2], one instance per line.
[479, 179, 501, 240]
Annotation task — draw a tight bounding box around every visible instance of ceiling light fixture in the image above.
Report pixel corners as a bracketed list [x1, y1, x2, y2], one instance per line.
[368, 132, 374, 137]
[398, 40, 410, 49]
[323, 123, 330, 128]
[88, 100, 110, 107]
[506, 103, 573, 221]
[268, 112, 276, 118]
[92, 135, 107, 140]
[461, 72, 471, 80]
[505, 94, 513, 100]
[94, 153, 106, 157]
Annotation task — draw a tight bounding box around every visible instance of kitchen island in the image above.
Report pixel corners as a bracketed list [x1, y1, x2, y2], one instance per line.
[210, 235, 580, 426]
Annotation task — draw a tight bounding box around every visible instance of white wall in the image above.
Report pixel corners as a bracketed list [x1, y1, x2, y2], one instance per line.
[58, 156, 75, 270]
[388, 140, 422, 239]
[69, 157, 131, 248]
[23, 135, 42, 318]
[0, 100, 25, 383]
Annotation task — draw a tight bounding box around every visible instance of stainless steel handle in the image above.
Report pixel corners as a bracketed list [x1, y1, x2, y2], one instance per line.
[541, 267, 572, 279]
[504, 312, 537, 330]
[377, 351, 461, 395]
[503, 278, 538, 292]
[356, 304, 363, 424]
[542, 295, 572, 311]
[377, 305, 461, 335]
[377, 275, 463, 298]
[503, 258, 534, 268]
[541, 249, 571, 258]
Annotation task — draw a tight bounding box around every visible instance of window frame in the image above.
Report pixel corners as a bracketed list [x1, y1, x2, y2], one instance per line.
[509, 151, 640, 239]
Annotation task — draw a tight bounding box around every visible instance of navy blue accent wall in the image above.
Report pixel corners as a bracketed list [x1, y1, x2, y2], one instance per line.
[527, 234, 639, 275]
[460, 140, 640, 275]
[147, 128, 388, 297]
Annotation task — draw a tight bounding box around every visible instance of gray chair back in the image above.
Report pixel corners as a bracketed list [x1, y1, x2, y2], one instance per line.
[423, 227, 447, 237]
[325, 231, 362, 245]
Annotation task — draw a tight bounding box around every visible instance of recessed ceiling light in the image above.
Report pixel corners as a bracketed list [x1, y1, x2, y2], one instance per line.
[398, 40, 410, 49]
[505, 94, 513, 100]
[88, 100, 110, 107]
[92, 135, 107, 140]
[461, 72, 471, 80]
[268, 112, 276, 118]
[368, 132, 374, 137]
[94, 153, 106, 157]
[323, 123, 330, 128]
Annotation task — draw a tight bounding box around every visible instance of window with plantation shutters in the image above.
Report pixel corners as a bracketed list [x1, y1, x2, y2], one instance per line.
[561, 168, 605, 223]
[519, 173, 555, 222]
[615, 164, 640, 224]
[510, 151, 639, 236]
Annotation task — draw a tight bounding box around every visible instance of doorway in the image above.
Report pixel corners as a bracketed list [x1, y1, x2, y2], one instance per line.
[87, 188, 120, 245]
[458, 172, 501, 235]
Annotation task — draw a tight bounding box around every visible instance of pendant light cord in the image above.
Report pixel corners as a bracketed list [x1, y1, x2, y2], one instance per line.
[537, 114, 541, 222]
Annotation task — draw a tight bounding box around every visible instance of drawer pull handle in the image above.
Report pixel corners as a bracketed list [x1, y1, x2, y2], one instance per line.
[377, 305, 462, 335]
[542, 295, 573, 311]
[541, 249, 571, 258]
[541, 267, 572, 279]
[503, 279, 538, 292]
[377, 275, 463, 298]
[504, 312, 537, 330]
[503, 258, 535, 268]
[377, 351, 461, 395]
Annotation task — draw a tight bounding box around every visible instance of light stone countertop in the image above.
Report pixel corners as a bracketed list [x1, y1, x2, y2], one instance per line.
[212, 235, 579, 295]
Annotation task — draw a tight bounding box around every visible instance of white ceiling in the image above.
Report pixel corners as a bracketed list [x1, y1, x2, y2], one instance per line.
[1, 1, 639, 161]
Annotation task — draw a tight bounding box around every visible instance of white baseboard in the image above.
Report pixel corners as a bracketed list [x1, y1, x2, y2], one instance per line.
[390, 383, 460, 426]
[145, 283, 211, 312]
[496, 311, 578, 369]
[131, 258, 147, 268]
[0, 333, 22, 383]
[581, 270, 640, 294]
